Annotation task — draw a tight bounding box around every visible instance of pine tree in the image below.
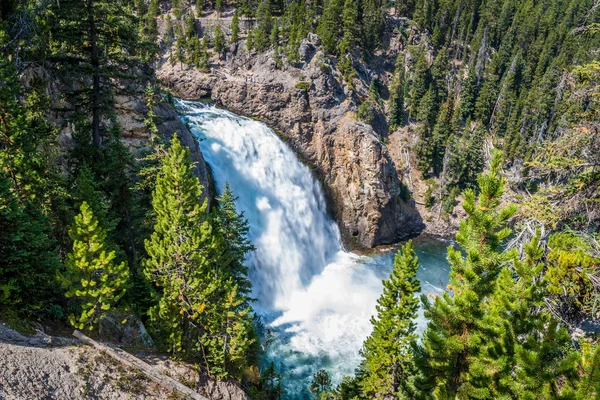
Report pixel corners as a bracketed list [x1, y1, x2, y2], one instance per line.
[47, 0, 151, 149]
[431, 47, 449, 104]
[415, 151, 518, 397]
[246, 28, 255, 51]
[430, 100, 453, 175]
[231, 10, 240, 43]
[460, 125, 485, 188]
[361, 0, 385, 53]
[253, 0, 273, 51]
[310, 369, 333, 399]
[165, 16, 175, 46]
[410, 49, 430, 118]
[213, 25, 226, 57]
[0, 64, 62, 313]
[416, 86, 436, 126]
[458, 66, 477, 122]
[0, 174, 60, 312]
[270, 18, 279, 48]
[202, 281, 259, 379]
[338, 54, 357, 90]
[217, 0, 226, 15]
[146, 0, 160, 42]
[317, 0, 343, 54]
[214, 183, 255, 296]
[200, 36, 210, 69]
[176, 36, 186, 67]
[143, 137, 257, 378]
[359, 241, 421, 398]
[185, 11, 197, 38]
[72, 164, 112, 233]
[338, 0, 358, 55]
[59, 202, 128, 331]
[169, 49, 176, 66]
[143, 135, 213, 354]
[389, 55, 406, 130]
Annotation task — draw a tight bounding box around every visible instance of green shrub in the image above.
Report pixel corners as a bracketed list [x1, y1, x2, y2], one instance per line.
[357, 100, 376, 126]
[294, 81, 312, 92]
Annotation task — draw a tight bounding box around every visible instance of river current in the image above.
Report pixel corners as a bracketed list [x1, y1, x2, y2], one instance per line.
[176, 100, 450, 398]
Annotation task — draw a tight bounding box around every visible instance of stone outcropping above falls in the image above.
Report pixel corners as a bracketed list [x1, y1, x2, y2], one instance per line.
[158, 36, 423, 249]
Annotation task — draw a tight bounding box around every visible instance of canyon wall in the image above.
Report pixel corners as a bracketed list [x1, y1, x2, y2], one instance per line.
[158, 35, 424, 248]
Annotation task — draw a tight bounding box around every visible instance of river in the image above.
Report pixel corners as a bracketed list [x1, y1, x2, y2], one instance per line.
[176, 100, 451, 398]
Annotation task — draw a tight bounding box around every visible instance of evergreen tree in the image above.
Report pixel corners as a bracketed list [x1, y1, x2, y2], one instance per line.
[361, 0, 385, 53]
[339, 54, 357, 90]
[316, 0, 343, 54]
[416, 86, 436, 126]
[271, 19, 281, 67]
[389, 55, 406, 130]
[359, 241, 421, 398]
[143, 135, 213, 353]
[231, 10, 240, 43]
[214, 183, 255, 296]
[338, 0, 358, 55]
[185, 11, 197, 38]
[410, 49, 430, 118]
[215, 0, 224, 16]
[59, 202, 128, 331]
[460, 125, 485, 188]
[165, 16, 175, 46]
[200, 36, 210, 69]
[214, 0, 225, 17]
[270, 18, 279, 48]
[429, 100, 453, 175]
[415, 151, 518, 397]
[0, 174, 60, 313]
[0, 64, 63, 314]
[72, 164, 112, 233]
[253, 0, 273, 51]
[246, 28, 255, 51]
[175, 36, 186, 67]
[430, 47, 449, 104]
[143, 137, 257, 378]
[47, 0, 152, 149]
[213, 25, 226, 57]
[458, 66, 477, 122]
[146, 0, 160, 42]
[310, 369, 333, 399]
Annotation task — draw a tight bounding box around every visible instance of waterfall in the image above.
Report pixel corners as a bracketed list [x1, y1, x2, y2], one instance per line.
[176, 100, 449, 398]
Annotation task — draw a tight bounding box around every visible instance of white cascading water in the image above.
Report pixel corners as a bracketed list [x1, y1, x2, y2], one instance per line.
[176, 100, 449, 398]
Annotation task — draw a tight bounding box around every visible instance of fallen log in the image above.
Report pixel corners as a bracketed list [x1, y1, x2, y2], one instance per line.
[73, 330, 208, 400]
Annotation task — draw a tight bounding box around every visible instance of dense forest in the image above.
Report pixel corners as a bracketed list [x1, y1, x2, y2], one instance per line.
[1, 0, 599, 398]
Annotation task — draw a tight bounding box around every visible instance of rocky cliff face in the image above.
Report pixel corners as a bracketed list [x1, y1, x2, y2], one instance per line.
[113, 93, 211, 199]
[20, 67, 211, 200]
[158, 36, 423, 248]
